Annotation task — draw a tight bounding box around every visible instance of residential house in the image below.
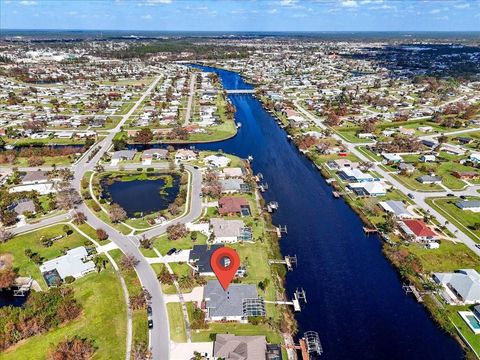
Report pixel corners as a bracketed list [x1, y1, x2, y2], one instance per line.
[189, 244, 224, 276]
[220, 178, 248, 194]
[382, 153, 403, 163]
[456, 200, 480, 213]
[203, 280, 265, 322]
[420, 154, 436, 162]
[338, 168, 377, 183]
[348, 182, 387, 197]
[141, 149, 168, 165]
[111, 150, 136, 166]
[40, 246, 95, 285]
[218, 197, 250, 216]
[416, 175, 442, 184]
[204, 154, 231, 168]
[175, 149, 197, 162]
[21, 170, 49, 185]
[10, 199, 36, 217]
[378, 200, 414, 219]
[398, 163, 415, 173]
[222, 167, 244, 178]
[326, 159, 358, 171]
[433, 269, 480, 305]
[213, 334, 269, 360]
[452, 171, 480, 180]
[399, 219, 438, 242]
[210, 218, 250, 243]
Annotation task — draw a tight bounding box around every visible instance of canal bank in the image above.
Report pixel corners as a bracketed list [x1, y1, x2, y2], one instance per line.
[189, 64, 463, 359]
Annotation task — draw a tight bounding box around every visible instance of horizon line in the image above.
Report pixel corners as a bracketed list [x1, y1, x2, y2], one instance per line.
[2, 28, 480, 33]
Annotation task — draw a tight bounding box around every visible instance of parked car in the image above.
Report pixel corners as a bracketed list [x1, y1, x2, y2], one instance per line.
[147, 306, 152, 317]
[193, 166, 199, 169]
[175, 249, 182, 254]
[460, 195, 467, 200]
[447, 193, 454, 197]
[408, 193, 415, 199]
[148, 319, 153, 329]
[167, 248, 177, 256]
[476, 244, 480, 250]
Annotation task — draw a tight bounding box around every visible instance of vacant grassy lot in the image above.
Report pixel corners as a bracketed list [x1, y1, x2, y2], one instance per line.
[0, 264, 126, 360]
[402, 241, 480, 273]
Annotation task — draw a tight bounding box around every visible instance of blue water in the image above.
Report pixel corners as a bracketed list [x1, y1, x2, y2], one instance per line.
[101, 175, 180, 217]
[188, 65, 463, 359]
[0, 290, 27, 307]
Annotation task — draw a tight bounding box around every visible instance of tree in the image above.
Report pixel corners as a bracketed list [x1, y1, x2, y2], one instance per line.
[132, 342, 152, 360]
[56, 189, 81, 210]
[27, 156, 45, 167]
[134, 128, 153, 144]
[0, 266, 16, 289]
[325, 112, 341, 127]
[72, 212, 87, 225]
[49, 336, 96, 360]
[109, 203, 127, 223]
[96, 228, 108, 241]
[168, 203, 179, 216]
[93, 255, 108, 272]
[166, 224, 188, 241]
[0, 227, 12, 243]
[178, 274, 194, 290]
[120, 253, 139, 271]
[139, 236, 153, 249]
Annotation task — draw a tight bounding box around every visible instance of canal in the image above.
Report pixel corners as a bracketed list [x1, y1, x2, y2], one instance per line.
[190, 65, 463, 359]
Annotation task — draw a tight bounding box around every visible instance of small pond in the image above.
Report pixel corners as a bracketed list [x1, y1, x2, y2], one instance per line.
[101, 173, 180, 218]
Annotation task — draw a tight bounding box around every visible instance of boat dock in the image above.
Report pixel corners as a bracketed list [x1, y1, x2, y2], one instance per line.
[268, 255, 297, 271]
[286, 331, 323, 360]
[363, 227, 378, 234]
[403, 283, 425, 303]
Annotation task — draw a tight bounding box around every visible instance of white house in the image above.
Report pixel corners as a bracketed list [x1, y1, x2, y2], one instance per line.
[204, 154, 231, 168]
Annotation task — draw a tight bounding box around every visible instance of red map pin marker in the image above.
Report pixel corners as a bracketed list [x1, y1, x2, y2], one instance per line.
[210, 247, 240, 291]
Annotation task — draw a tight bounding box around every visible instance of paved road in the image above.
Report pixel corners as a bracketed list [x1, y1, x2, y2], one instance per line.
[11, 76, 174, 360]
[294, 101, 480, 258]
[184, 72, 196, 126]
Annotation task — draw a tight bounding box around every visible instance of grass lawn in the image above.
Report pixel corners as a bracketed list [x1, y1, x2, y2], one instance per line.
[403, 240, 480, 273]
[191, 323, 282, 344]
[0, 266, 127, 360]
[108, 249, 149, 347]
[0, 224, 92, 289]
[154, 232, 207, 256]
[426, 197, 480, 242]
[391, 173, 443, 192]
[167, 303, 187, 342]
[335, 128, 373, 144]
[76, 222, 111, 245]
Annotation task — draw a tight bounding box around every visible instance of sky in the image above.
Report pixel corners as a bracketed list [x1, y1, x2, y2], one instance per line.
[1, 0, 480, 32]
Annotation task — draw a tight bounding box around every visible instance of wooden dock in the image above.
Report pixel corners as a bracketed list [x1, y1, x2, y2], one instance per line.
[332, 191, 340, 198]
[363, 227, 378, 234]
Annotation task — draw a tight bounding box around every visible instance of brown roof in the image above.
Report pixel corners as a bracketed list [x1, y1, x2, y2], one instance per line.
[218, 197, 248, 214]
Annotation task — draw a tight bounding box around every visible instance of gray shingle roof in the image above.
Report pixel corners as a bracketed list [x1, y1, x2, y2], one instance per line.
[456, 200, 480, 210]
[204, 280, 258, 318]
[214, 334, 267, 360]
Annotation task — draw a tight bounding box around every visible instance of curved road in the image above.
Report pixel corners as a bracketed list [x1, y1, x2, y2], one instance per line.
[10, 76, 203, 360]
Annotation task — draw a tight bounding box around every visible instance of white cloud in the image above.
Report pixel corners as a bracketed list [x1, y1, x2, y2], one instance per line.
[430, 8, 442, 14]
[142, 14, 153, 19]
[280, 0, 297, 6]
[342, 0, 358, 8]
[141, 0, 172, 5]
[19, 1, 37, 5]
[454, 3, 470, 9]
[267, 8, 278, 14]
